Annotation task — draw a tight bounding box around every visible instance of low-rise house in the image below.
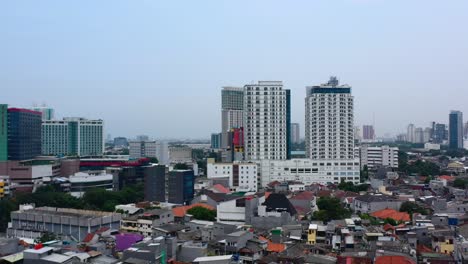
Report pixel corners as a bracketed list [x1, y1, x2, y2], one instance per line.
[193, 255, 234, 264]
[221, 230, 254, 254]
[121, 208, 174, 237]
[121, 237, 168, 264]
[177, 241, 208, 263]
[353, 194, 403, 214]
[371, 208, 411, 223]
[289, 191, 317, 216]
[432, 230, 455, 255]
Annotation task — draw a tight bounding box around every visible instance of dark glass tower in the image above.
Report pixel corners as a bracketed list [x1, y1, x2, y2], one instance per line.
[7, 108, 42, 160]
[168, 170, 194, 205]
[449, 111, 463, 149]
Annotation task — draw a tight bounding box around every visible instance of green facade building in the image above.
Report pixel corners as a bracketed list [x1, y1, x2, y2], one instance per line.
[0, 104, 7, 161]
[42, 118, 104, 157]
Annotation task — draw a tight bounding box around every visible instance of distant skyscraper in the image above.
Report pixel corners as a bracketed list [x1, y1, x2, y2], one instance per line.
[0, 105, 8, 161]
[449, 111, 463, 149]
[362, 125, 375, 141]
[129, 141, 158, 159]
[423, 127, 432, 143]
[113, 137, 129, 147]
[42, 118, 104, 156]
[7, 108, 42, 160]
[433, 123, 447, 144]
[221, 87, 244, 133]
[464, 121, 468, 139]
[243, 81, 290, 160]
[407, 124, 416, 143]
[290, 123, 300, 144]
[136, 135, 149, 141]
[305, 77, 355, 160]
[32, 105, 54, 121]
[211, 133, 222, 149]
[414, 127, 424, 144]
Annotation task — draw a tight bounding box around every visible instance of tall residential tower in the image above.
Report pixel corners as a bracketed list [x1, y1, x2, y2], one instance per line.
[243, 81, 290, 160]
[221, 87, 244, 132]
[305, 77, 355, 160]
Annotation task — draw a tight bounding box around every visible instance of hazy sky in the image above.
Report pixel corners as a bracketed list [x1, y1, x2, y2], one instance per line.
[1, 0, 468, 139]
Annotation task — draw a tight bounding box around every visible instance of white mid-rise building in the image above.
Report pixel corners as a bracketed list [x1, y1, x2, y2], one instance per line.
[243, 81, 290, 161]
[69, 171, 114, 198]
[359, 145, 399, 169]
[42, 118, 104, 157]
[169, 146, 193, 164]
[305, 77, 354, 160]
[129, 141, 158, 159]
[207, 160, 258, 192]
[259, 158, 361, 186]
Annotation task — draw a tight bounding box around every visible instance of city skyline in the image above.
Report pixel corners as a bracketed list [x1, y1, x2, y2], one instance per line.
[2, 1, 468, 139]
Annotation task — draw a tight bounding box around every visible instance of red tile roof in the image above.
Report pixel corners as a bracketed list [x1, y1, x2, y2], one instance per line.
[83, 233, 95, 243]
[290, 191, 314, 201]
[375, 256, 416, 264]
[316, 190, 332, 197]
[384, 223, 396, 231]
[439, 175, 455, 181]
[172, 203, 215, 218]
[212, 184, 230, 194]
[371, 209, 411, 222]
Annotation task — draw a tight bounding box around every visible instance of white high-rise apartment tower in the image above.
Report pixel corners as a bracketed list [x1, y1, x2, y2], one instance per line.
[243, 81, 290, 161]
[305, 77, 355, 160]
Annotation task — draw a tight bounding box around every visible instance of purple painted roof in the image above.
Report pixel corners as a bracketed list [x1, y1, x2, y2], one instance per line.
[115, 233, 144, 251]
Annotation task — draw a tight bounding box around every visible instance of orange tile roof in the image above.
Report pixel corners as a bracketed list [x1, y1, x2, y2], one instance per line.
[371, 209, 410, 222]
[258, 236, 286, 253]
[439, 175, 455, 181]
[172, 203, 215, 218]
[212, 184, 230, 194]
[375, 256, 416, 264]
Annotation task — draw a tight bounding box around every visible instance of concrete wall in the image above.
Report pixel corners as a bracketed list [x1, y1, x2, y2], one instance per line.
[177, 243, 208, 263]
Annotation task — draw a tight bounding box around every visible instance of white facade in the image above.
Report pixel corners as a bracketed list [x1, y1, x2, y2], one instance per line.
[69, 171, 113, 198]
[129, 141, 158, 159]
[425, 143, 441, 150]
[207, 162, 258, 192]
[169, 146, 193, 164]
[42, 118, 104, 157]
[305, 77, 355, 160]
[259, 158, 361, 186]
[243, 81, 289, 161]
[291, 123, 300, 144]
[359, 145, 399, 169]
[407, 124, 416, 143]
[217, 199, 247, 225]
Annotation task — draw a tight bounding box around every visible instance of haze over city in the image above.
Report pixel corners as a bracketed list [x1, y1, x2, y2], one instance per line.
[2, 0, 468, 138]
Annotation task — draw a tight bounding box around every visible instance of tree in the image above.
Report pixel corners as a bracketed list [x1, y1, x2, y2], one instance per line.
[187, 206, 216, 221]
[312, 197, 351, 222]
[360, 165, 369, 183]
[400, 201, 428, 215]
[148, 157, 159, 163]
[384, 218, 398, 226]
[35, 232, 57, 243]
[338, 181, 369, 193]
[454, 178, 468, 189]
